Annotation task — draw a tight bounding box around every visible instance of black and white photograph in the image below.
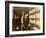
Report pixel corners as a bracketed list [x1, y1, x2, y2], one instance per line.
[12, 7, 40, 31]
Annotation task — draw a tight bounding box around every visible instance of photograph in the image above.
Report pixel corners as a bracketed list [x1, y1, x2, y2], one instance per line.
[12, 7, 40, 31]
[5, 1, 45, 37]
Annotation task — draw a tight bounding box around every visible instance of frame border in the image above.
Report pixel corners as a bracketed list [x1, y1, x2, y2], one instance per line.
[5, 1, 45, 37]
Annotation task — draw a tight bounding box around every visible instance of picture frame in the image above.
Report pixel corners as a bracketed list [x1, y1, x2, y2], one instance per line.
[5, 1, 45, 37]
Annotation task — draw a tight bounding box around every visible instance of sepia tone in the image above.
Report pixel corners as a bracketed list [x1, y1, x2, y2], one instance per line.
[12, 7, 40, 31]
